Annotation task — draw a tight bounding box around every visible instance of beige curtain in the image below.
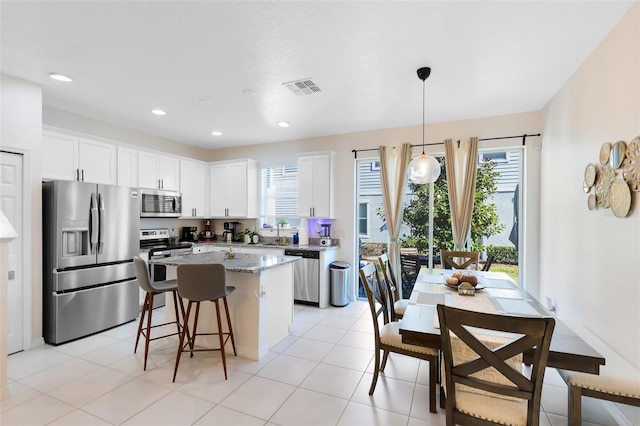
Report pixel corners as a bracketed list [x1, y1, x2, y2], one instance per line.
[379, 144, 412, 294]
[444, 138, 479, 249]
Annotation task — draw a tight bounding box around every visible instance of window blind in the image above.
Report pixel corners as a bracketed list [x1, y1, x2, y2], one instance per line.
[260, 165, 298, 218]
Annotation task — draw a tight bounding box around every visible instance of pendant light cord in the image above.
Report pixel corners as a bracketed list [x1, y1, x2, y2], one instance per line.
[422, 78, 426, 155]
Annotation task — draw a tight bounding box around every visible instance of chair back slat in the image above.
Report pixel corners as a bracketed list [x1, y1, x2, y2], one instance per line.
[440, 250, 480, 270]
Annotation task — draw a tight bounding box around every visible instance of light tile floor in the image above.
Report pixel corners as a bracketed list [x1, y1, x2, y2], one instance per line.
[1, 301, 619, 425]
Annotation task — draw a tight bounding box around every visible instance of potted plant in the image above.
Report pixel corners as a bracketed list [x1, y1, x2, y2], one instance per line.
[278, 219, 289, 229]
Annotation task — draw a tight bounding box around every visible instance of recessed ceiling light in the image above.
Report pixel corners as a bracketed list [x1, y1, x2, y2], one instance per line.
[211, 131, 222, 136]
[277, 121, 290, 128]
[151, 109, 166, 116]
[242, 89, 257, 97]
[198, 98, 212, 104]
[49, 73, 73, 82]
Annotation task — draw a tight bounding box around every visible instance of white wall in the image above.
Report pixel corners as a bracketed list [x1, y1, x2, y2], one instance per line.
[0, 74, 43, 346]
[540, 2, 640, 368]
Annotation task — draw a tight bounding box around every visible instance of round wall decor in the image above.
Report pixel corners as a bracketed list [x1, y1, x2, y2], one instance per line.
[622, 136, 640, 192]
[609, 179, 631, 218]
[599, 142, 611, 165]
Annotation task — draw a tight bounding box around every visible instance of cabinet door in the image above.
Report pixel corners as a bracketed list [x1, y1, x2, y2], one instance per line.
[159, 156, 180, 191]
[209, 164, 228, 217]
[42, 131, 78, 181]
[311, 155, 332, 218]
[117, 147, 138, 188]
[138, 151, 160, 189]
[297, 156, 315, 217]
[226, 162, 247, 217]
[78, 138, 116, 185]
[180, 160, 206, 217]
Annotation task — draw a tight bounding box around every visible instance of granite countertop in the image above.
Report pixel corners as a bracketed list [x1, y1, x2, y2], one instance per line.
[192, 241, 339, 251]
[148, 251, 300, 273]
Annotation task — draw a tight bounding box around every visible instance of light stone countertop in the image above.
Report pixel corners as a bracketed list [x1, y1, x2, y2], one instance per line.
[192, 241, 339, 251]
[148, 251, 300, 274]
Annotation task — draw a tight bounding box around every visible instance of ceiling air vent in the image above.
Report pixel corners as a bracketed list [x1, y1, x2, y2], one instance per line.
[282, 78, 321, 96]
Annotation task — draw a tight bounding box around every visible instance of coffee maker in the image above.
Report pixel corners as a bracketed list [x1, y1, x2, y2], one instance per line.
[181, 226, 198, 242]
[223, 221, 241, 242]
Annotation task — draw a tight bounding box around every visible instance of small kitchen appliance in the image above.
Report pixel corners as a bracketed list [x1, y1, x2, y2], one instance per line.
[181, 226, 198, 242]
[223, 221, 241, 242]
[202, 219, 214, 240]
[319, 224, 332, 246]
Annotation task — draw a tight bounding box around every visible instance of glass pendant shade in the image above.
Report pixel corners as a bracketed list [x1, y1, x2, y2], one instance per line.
[408, 153, 441, 184]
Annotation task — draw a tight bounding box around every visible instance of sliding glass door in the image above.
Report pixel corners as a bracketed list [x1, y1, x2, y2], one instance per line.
[355, 148, 522, 299]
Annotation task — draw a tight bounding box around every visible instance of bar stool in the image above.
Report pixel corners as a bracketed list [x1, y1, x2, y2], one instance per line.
[173, 263, 236, 382]
[133, 256, 189, 371]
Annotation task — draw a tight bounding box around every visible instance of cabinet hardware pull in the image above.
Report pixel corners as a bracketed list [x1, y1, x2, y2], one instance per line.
[76, 169, 79, 181]
[81, 169, 84, 181]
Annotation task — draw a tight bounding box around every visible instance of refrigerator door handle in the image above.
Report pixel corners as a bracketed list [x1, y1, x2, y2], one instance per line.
[98, 192, 106, 249]
[90, 193, 99, 250]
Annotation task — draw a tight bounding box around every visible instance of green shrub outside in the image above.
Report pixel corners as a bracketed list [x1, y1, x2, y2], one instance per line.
[487, 245, 518, 265]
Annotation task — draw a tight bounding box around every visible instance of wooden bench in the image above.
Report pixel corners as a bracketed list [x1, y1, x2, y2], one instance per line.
[557, 321, 640, 425]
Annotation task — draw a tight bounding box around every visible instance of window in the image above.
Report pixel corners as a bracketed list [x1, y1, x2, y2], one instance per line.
[358, 201, 370, 237]
[260, 165, 300, 227]
[480, 151, 508, 163]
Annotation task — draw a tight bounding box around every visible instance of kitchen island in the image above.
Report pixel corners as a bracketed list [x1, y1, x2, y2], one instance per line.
[150, 251, 299, 360]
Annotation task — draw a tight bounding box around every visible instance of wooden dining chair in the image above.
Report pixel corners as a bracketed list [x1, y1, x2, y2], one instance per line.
[359, 262, 439, 413]
[377, 253, 407, 320]
[437, 304, 555, 426]
[440, 250, 480, 270]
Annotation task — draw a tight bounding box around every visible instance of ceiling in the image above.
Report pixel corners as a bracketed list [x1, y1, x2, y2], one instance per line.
[1, 1, 634, 150]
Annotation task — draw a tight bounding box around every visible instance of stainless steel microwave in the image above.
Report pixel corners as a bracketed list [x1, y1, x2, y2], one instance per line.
[139, 189, 182, 217]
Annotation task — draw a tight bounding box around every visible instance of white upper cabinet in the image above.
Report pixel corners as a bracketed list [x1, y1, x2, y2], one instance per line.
[297, 152, 335, 218]
[42, 131, 78, 181]
[138, 151, 180, 191]
[42, 130, 116, 185]
[116, 146, 138, 188]
[180, 159, 207, 218]
[209, 159, 258, 218]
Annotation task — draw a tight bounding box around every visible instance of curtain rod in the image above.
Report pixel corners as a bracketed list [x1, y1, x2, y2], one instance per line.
[351, 133, 541, 159]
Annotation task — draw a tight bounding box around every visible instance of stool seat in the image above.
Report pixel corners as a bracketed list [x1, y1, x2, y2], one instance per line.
[173, 263, 237, 382]
[133, 257, 189, 371]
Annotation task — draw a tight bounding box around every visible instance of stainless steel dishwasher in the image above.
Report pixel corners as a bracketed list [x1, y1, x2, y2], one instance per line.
[285, 249, 320, 305]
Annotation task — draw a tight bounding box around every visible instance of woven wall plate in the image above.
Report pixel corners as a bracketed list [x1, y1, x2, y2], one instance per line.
[584, 163, 596, 188]
[610, 179, 631, 218]
[595, 164, 615, 208]
[599, 142, 611, 165]
[622, 136, 640, 192]
[587, 194, 596, 210]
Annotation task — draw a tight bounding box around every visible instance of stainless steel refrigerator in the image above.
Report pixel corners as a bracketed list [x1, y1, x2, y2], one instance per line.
[43, 180, 140, 344]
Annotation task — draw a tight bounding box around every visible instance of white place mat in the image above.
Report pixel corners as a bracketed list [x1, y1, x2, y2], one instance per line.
[491, 297, 540, 316]
[482, 278, 517, 289]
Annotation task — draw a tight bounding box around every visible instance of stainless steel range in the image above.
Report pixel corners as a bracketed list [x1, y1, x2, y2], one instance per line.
[139, 228, 193, 308]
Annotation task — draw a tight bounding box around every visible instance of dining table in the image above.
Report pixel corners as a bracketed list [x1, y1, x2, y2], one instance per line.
[399, 268, 605, 375]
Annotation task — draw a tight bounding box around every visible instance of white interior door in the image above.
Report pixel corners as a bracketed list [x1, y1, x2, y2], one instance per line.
[0, 152, 24, 354]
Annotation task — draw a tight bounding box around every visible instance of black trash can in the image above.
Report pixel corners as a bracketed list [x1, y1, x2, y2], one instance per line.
[330, 261, 351, 307]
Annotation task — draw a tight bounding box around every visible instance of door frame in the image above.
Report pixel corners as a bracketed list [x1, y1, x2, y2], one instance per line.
[1, 148, 33, 352]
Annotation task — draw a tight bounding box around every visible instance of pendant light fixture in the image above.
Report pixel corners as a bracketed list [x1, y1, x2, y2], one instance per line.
[408, 67, 441, 184]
